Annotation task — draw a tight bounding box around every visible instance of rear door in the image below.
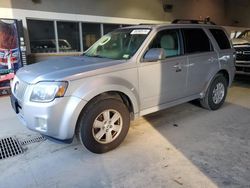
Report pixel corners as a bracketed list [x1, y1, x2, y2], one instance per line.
[182, 28, 219, 96]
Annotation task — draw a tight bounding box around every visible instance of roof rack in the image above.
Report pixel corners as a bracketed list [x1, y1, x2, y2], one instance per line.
[172, 18, 216, 25]
[138, 23, 158, 25]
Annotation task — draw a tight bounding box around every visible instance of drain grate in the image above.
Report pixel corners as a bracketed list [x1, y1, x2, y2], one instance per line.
[0, 137, 23, 160]
[19, 135, 46, 145]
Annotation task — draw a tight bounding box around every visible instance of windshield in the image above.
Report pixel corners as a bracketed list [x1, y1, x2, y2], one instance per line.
[85, 28, 151, 60]
[237, 30, 250, 39]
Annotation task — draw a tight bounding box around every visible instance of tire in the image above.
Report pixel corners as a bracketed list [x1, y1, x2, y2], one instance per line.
[200, 74, 228, 110]
[77, 98, 130, 154]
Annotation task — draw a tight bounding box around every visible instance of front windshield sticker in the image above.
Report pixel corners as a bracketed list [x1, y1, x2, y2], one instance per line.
[99, 36, 111, 46]
[122, 54, 130, 59]
[130, 29, 150, 35]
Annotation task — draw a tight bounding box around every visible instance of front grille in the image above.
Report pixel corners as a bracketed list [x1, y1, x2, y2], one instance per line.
[235, 46, 250, 62]
[235, 46, 250, 51]
[236, 54, 250, 61]
[0, 137, 23, 160]
[13, 77, 28, 101]
[236, 66, 250, 73]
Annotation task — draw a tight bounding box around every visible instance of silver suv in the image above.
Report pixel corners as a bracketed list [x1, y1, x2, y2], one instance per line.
[11, 22, 235, 153]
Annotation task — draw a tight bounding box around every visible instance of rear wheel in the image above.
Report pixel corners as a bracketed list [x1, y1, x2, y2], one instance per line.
[77, 98, 130, 153]
[200, 74, 228, 110]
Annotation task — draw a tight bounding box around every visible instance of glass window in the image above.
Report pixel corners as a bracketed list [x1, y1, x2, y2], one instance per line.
[27, 19, 56, 53]
[237, 30, 250, 39]
[149, 29, 181, 58]
[82, 23, 101, 51]
[103, 24, 121, 34]
[210, 29, 231, 50]
[182, 28, 212, 54]
[57, 21, 80, 52]
[85, 28, 150, 60]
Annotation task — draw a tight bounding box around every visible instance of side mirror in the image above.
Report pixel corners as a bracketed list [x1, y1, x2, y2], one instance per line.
[143, 48, 166, 62]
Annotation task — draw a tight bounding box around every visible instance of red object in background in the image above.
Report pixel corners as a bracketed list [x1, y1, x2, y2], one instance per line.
[0, 20, 18, 49]
[0, 48, 20, 66]
[0, 19, 25, 96]
[0, 73, 14, 82]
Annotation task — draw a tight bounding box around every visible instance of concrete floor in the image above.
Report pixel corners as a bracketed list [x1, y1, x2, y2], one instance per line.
[0, 75, 250, 188]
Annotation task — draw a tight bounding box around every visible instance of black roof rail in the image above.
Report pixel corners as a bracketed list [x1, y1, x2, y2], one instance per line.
[172, 18, 216, 25]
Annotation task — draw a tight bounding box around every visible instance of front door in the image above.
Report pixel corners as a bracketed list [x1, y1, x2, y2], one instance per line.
[138, 29, 188, 110]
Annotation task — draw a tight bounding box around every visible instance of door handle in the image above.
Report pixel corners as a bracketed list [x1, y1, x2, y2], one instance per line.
[173, 64, 182, 72]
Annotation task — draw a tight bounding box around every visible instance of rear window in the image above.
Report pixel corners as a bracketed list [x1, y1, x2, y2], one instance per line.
[210, 29, 231, 49]
[182, 28, 212, 54]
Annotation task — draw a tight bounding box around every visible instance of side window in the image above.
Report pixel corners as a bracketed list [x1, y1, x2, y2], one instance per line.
[149, 29, 181, 58]
[182, 28, 212, 54]
[210, 29, 231, 49]
[239, 31, 250, 39]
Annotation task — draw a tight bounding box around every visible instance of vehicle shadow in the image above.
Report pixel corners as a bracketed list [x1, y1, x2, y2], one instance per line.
[233, 74, 250, 88]
[143, 101, 250, 187]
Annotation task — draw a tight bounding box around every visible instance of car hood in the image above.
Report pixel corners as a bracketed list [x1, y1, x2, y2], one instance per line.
[16, 56, 126, 84]
[232, 38, 250, 46]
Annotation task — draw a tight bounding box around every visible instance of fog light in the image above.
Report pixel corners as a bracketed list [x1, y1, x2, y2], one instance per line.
[36, 117, 47, 132]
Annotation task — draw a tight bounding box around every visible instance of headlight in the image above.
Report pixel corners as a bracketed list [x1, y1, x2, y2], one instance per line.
[30, 81, 68, 103]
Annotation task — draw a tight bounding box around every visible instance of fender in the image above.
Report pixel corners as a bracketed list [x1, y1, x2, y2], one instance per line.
[70, 76, 140, 115]
[201, 68, 230, 98]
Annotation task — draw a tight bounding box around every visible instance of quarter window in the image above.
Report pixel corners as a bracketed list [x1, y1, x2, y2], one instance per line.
[182, 28, 212, 54]
[210, 29, 231, 49]
[149, 29, 181, 58]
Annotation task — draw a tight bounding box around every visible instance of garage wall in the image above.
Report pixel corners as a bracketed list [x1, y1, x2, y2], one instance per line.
[163, 0, 228, 25]
[226, 0, 250, 27]
[1, 0, 227, 24]
[1, 0, 248, 64]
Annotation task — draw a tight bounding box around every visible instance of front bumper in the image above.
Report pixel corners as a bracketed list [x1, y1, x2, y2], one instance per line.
[11, 93, 87, 140]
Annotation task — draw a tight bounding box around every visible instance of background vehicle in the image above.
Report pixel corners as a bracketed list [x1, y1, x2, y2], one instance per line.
[11, 21, 235, 153]
[30, 39, 72, 53]
[232, 30, 250, 75]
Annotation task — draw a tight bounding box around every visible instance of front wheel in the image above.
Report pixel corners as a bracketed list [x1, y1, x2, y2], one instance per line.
[77, 98, 130, 153]
[200, 74, 228, 110]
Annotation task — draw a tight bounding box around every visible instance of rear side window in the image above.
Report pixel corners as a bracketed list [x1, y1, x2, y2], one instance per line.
[182, 28, 212, 54]
[210, 29, 231, 49]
